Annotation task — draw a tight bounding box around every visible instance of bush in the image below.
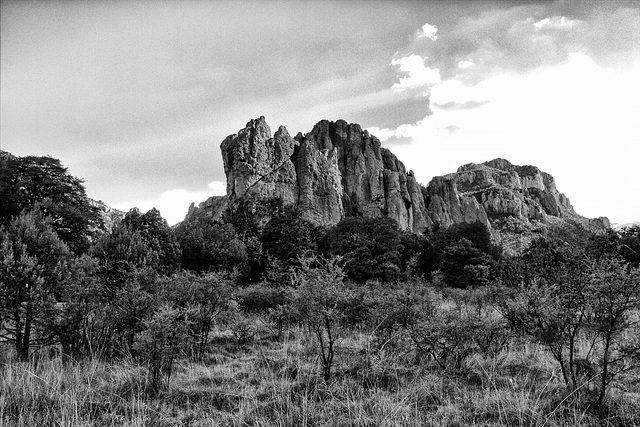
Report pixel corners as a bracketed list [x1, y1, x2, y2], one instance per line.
[293, 256, 353, 380]
[498, 239, 640, 405]
[134, 304, 190, 396]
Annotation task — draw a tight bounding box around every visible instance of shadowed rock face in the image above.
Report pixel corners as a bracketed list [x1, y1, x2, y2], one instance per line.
[186, 117, 609, 242]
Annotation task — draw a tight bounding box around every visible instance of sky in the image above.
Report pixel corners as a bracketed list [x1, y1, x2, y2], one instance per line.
[2, 0, 639, 226]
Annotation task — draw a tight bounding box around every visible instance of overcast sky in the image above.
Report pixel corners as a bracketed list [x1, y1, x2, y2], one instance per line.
[2, 0, 639, 226]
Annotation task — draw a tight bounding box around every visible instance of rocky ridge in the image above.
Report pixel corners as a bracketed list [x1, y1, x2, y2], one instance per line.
[186, 117, 609, 247]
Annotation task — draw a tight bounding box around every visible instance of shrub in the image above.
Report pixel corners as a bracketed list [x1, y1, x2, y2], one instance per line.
[293, 256, 353, 380]
[134, 303, 190, 396]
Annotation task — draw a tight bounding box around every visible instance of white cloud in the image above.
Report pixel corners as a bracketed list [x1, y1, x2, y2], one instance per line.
[391, 54, 441, 91]
[418, 23, 438, 41]
[534, 16, 582, 30]
[113, 180, 226, 226]
[383, 50, 640, 224]
[457, 60, 475, 69]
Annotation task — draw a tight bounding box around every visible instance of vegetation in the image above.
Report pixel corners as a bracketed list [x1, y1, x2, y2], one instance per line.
[1, 153, 639, 426]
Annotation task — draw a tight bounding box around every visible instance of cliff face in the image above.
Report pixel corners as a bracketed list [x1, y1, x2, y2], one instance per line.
[423, 159, 577, 228]
[186, 117, 609, 242]
[217, 117, 428, 231]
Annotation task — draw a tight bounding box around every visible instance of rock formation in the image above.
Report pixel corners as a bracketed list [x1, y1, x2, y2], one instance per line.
[185, 117, 609, 247]
[211, 117, 429, 231]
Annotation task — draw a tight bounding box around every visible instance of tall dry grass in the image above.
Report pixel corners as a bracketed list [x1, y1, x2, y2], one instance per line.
[1, 324, 639, 426]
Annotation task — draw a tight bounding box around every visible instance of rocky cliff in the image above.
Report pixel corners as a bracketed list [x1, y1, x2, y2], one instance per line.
[186, 117, 609, 245]
[212, 117, 430, 231]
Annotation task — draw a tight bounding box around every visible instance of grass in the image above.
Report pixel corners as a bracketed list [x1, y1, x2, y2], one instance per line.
[1, 326, 639, 427]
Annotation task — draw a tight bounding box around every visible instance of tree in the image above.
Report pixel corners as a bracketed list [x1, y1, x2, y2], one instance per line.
[329, 217, 403, 283]
[51, 255, 110, 358]
[439, 238, 492, 288]
[587, 258, 640, 405]
[498, 238, 640, 404]
[417, 221, 501, 285]
[293, 256, 353, 381]
[260, 205, 323, 265]
[175, 217, 247, 273]
[498, 238, 591, 390]
[122, 208, 181, 274]
[0, 153, 103, 253]
[0, 209, 70, 360]
[90, 221, 154, 294]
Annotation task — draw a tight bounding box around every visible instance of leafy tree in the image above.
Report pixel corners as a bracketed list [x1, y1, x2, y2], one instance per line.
[498, 238, 590, 389]
[176, 217, 247, 273]
[440, 238, 493, 288]
[329, 217, 403, 283]
[437, 221, 500, 258]
[0, 154, 103, 253]
[51, 255, 109, 358]
[417, 221, 501, 286]
[0, 209, 70, 360]
[90, 221, 155, 293]
[587, 258, 640, 404]
[260, 205, 323, 265]
[122, 208, 181, 274]
[498, 238, 640, 404]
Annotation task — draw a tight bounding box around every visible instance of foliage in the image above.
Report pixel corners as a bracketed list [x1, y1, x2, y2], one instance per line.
[134, 303, 190, 395]
[409, 288, 509, 371]
[498, 238, 640, 404]
[586, 258, 640, 404]
[0, 209, 70, 360]
[161, 272, 231, 358]
[418, 221, 501, 287]
[439, 238, 493, 288]
[0, 154, 103, 253]
[89, 220, 155, 293]
[176, 219, 247, 273]
[122, 208, 181, 274]
[293, 256, 353, 380]
[618, 225, 640, 267]
[329, 216, 403, 283]
[50, 255, 109, 358]
[260, 205, 324, 266]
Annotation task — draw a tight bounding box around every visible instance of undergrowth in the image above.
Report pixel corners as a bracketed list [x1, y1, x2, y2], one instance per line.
[2, 327, 639, 427]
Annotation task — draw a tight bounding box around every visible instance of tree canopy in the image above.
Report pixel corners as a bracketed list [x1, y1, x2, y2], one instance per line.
[0, 153, 102, 253]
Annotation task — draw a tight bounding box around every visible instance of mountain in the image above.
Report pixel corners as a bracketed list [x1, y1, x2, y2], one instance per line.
[186, 117, 609, 249]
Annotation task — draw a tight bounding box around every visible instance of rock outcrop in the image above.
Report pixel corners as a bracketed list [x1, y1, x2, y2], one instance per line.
[213, 117, 429, 231]
[185, 117, 609, 246]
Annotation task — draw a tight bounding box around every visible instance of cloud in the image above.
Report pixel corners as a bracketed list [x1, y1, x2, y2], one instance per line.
[113, 181, 226, 226]
[378, 2, 640, 224]
[391, 54, 441, 91]
[534, 16, 582, 30]
[432, 100, 489, 111]
[418, 23, 438, 41]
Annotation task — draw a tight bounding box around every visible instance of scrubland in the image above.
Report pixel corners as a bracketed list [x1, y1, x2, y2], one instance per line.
[3, 286, 639, 427]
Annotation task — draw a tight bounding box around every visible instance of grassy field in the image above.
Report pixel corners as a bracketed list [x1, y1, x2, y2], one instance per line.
[2, 322, 639, 427]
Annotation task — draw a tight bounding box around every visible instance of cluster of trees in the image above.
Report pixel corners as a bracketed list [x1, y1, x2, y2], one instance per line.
[2, 153, 639, 405]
